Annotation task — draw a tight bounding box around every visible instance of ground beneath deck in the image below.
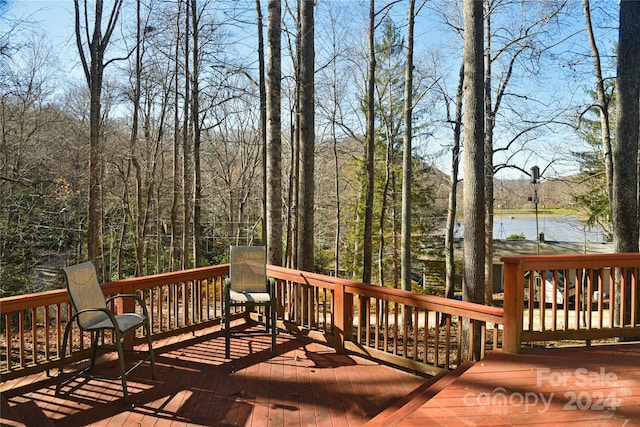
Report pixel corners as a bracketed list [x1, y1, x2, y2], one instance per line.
[1, 325, 426, 427]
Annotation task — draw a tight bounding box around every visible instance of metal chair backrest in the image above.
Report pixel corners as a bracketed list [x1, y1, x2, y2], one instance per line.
[229, 246, 267, 294]
[62, 261, 109, 330]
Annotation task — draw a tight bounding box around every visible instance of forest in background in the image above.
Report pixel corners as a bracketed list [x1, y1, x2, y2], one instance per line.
[1, 0, 636, 303]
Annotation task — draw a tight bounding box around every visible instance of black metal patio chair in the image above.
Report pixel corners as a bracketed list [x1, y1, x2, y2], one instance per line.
[224, 246, 277, 358]
[56, 261, 156, 403]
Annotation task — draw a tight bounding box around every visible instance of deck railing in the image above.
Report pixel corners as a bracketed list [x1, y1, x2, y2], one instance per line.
[2, 252, 638, 382]
[267, 265, 503, 376]
[1, 263, 503, 380]
[502, 253, 640, 352]
[0, 265, 230, 381]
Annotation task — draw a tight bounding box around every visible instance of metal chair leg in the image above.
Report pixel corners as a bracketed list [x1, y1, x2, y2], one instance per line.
[89, 331, 100, 372]
[225, 289, 231, 359]
[271, 300, 277, 355]
[56, 320, 74, 395]
[114, 332, 129, 403]
[145, 321, 156, 379]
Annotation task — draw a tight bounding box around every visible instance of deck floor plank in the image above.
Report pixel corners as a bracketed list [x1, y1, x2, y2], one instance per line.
[3, 325, 638, 426]
[394, 343, 640, 426]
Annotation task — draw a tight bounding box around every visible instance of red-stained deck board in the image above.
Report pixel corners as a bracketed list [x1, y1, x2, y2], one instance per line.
[2, 326, 426, 427]
[3, 324, 639, 427]
[393, 343, 640, 426]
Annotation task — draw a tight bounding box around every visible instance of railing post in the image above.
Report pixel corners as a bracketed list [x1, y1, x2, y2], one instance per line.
[502, 258, 524, 353]
[333, 282, 353, 353]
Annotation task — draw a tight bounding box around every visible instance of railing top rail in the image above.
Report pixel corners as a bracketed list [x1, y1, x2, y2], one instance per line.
[501, 252, 640, 270]
[102, 264, 229, 293]
[0, 264, 230, 314]
[267, 265, 504, 324]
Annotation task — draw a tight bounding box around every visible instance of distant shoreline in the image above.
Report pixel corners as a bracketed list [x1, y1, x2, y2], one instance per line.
[493, 212, 586, 221]
[459, 211, 587, 221]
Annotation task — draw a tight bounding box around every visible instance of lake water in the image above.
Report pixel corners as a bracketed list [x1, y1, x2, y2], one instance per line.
[454, 214, 607, 243]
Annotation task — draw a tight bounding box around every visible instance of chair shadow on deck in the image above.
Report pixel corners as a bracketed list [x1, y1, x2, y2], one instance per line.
[4, 326, 404, 427]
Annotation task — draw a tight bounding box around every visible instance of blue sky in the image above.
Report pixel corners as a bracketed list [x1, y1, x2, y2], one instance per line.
[3, 0, 620, 181]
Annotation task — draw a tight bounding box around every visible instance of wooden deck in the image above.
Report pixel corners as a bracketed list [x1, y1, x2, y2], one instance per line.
[2, 324, 640, 426]
[369, 342, 640, 426]
[1, 324, 425, 427]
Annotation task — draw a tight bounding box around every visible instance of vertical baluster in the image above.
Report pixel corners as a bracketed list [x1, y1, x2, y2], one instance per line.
[630, 266, 637, 326]
[383, 300, 389, 353]
[457, 319, 463, 363]
[575, 268, 582, 329]
[587, 269, 594, 330]
[434, 312, 440, 367]
[563, 269, 569, 331]
[539, 270, 546, 331]
[551, 270, 558, 330]
[597, 269, 604, 328]
[444, 314, 451, 369]
[56, 304, 62, 358]
[19, 310, 25, 367]
[44, 306, 50, 361]
[373, 298, 380, 350]
[365, 298, 371, 347]
[527, 271, 534, 331]
[402, 305, 408, 357]
[422, 310, 428, 364]
[31, 307, 37, 365]
[5, 313, 12, 371]
[480, 321, 487, 360]
[620, 267, 627, 327]
[412, 307, 418, 361]
[393, 302, 399, 355]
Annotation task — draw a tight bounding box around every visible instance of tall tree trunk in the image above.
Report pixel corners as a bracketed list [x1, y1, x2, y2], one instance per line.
[363, 0, 376, 285]
[483, 1, 494, 306]
[583, 0, 613, 210]
[612, 0, 640, 326]
[445, 63, 464, 300]
[256, 0, 267, 246]
[182, 0, 192, 270]
[298, 0, 315, 272]
[170, 0, 182, 271]
[462, 0, 485, 360]
[266, 0, 283, 266]
[74, 0, 124, 274]
[191, 0, 202, 268]
[401, 0, 415, 294]
[128, 0, 144, 277]
[291, 10, 300, 268]
[378, 121, 392, 286]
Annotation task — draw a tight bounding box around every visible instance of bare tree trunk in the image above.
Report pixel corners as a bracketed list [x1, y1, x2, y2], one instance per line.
[462, 0, 485, 360]
[583, 0, 613, 210]
[191, 0, 202, 268]
[391, 171, 399, 289]
[378, 124, 392, 286]
[401, 0, 415, 294]
[612, 0, 640, 326]
[266, 0, 283, 266]
[483, 1, 494, 306]
[74, 0, 124, 274]
[170, 0, 182, 271]
[182, 0, 192, 270]
[298, 0, 315, 272]
[363, 0, 376, 285]
[256, 0, 267, 246]
[445, 63, 464, 300]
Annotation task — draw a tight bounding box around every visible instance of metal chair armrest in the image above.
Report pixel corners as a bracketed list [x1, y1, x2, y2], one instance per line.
[105, 293, 149, 318]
